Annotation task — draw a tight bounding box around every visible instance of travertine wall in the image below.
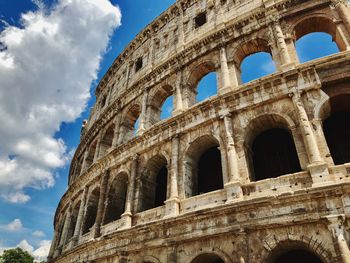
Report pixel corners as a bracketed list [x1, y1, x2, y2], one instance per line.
[49, 0, 350, 262]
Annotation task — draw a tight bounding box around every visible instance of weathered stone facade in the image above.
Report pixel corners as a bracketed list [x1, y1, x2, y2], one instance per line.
[49, 0, 350, 262]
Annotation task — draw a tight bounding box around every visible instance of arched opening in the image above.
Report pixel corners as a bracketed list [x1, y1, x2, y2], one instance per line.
[294, 17, 344, 63]
[268, 246, 324, 263]
[121, 104, 141, 143]
[234, 38, 276, 84]
[82, 188, 100, 235]
[57, 215, 66, 247]
[160, 95, 173, 120]
[187, 61, 217, 106]
[196, 72, 218, 102]
[323, 94, 350, 165]
[138, 155, 168, 212]
[148, 85, 173, 124]
[66, 202, 80, 243]
[191, 253, 225, 263]
[103, 173, 128, 225]
[296, 33, 340, 63]
[185, 136, 223, 197]
[99, 124, 115, 157]
[251, 128, 301, 181]
[240, 52, 276, 83]
[273, 249, 323, 263]
[85, 141, 97, 169]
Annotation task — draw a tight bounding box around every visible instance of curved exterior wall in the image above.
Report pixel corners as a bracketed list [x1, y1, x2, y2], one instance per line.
[49, 0, 350, 262]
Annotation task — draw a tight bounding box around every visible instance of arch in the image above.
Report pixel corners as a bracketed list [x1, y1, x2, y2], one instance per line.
[99, 124, 115, 157]
[85, 140, 97, 169]
[244, 114, 301, 181]
[66, 201, 81, 243]
[148, 85, 174, 124]
[138, 154, 168, 212]
[293, 15, 347, 54]
[184, 135, 224, 197]
[232, 38, 276, 83]
[120, 103, 141, 143]
[266, 240, 326, 263]
[240, 52, 276, 83]
[82, 187, 100, 235]
[186, 60, 218, 106]
[323, 94, 350, 165]
[141, 255, 161, 263]
[233, 38, 272, 67]
[189, 249, 233, 263]
[191, 254, 225, 263]
[103, 172, 128, 225]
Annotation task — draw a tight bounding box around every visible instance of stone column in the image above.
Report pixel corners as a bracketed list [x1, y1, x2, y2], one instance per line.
[121, 155, 138, 228]
[59, 207, 72, 247]
[112, 113, 122, 148]
[72, 187, 88, 245]
[273, 21, 295, 70]
[229, 62, 240, 89]
[219, 46, 232, 95]
[93, 170, 109, 238]
[223, 115, 243, 202]
[333, 0, 350, 32]
[336, 22, 350, 50]
[173, 69, 184, 115]
[165, 135, 181, 218]
[290, 86, 330, 185]
[81, 150, 90, 173]
[177, 6, 185, 50]
[137, 90, 149, 135]
[93, 132, 103, 162]
[325, 214, 350, 263]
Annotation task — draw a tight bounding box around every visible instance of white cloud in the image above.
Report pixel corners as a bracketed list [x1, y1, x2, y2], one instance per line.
[261, 60, 276, 74]
[3, 219, 23, 232]
[16, 239, 51, 262]
[32, 240, 51, 261]
[32, 230, 45, 237]
[17, 239, 34, 253]
[0, 0, 121, 202]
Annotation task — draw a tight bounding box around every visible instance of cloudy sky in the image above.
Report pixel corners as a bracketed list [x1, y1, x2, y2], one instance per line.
[0, 0, 338, 261]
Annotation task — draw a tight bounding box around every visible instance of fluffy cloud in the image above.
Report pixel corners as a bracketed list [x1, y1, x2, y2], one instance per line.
[0, 0, 121, 202]
[32, 230, 45, 237]
[15, 239, 51, 261]
[2, 219, 23, 232]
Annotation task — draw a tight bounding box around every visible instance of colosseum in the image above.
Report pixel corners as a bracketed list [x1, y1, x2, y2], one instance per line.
[48, 0, 350, 262]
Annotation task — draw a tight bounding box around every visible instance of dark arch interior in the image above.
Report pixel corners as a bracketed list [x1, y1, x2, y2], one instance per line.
[82, 189, 100, 235]
[197, 146, 223, 195]
[139, 156, 168, 212]
[324, 111, 350, 165]
[252, 128, 301, 181]
[191, 253, 225, 263]
[103, 177, 128, 225]
[273, 249, 323, 263]
[154, 166, 168, 207]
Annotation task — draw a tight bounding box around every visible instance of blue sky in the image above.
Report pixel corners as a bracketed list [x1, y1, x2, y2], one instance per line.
[0, 0, 339, 261]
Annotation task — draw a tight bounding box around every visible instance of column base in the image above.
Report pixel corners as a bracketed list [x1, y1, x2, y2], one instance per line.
[164, 197, 180, 218]
[93, 224, 101, 239]
[218, 85, 233, 96]
[308, 162, 331, 186]
[280, 62, 296, 71]
[225, 181, 243, 203]
[172, 109, 183, 116]
[120, 212, 132, 229]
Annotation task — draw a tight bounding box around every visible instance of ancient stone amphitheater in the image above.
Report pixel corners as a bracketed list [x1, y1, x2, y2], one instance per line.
[48, 0, 350, 262]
